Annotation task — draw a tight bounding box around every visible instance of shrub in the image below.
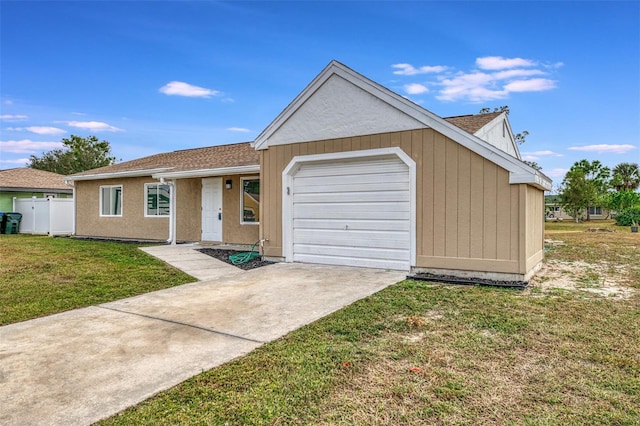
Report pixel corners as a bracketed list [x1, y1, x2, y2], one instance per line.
[614, 207, 640, 226]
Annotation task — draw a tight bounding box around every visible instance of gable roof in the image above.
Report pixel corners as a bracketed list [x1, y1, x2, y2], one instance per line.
[253, 60, 550, 190]
[0, 168, 73, 192]
[444, 112, 502, 134]
[66, 142, 259, 181]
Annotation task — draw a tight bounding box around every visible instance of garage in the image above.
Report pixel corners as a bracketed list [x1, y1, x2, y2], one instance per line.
[288, 152, 413, 270]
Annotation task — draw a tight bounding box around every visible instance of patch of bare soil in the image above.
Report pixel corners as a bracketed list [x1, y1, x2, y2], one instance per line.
[529, 259, 635, 299]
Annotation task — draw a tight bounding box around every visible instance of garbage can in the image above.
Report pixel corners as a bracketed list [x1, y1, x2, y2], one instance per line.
[0, 212, 5, 234]
[4, 212, 22, 234]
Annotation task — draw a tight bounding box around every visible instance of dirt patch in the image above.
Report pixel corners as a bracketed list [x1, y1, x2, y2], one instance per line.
[530, 259, 635, 299]
[197, 248, 275, 270]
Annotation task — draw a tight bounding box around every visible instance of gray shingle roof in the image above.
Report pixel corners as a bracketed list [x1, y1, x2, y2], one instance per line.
[0, 168, 72, 191]
[444, 111, 502, 134]
[69, 142, 259, 178]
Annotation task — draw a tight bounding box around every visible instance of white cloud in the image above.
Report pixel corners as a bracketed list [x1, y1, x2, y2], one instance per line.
[404, 83, 429, 95]
[65, 121, 122, 132]
[545, 168, 569, 178]
[437, 72, 507, 102]
[476, 56, 537, 70]
[24, 126, 67, 135]
[227, 127, 250, 132]
[492, 69, 546, 80]
[0, 139, 63, 154]
[0, 157, 29, 166]
[521, 150, 564, 161]
[568, 144, 636, 154]
[0, 114, 28, 122]
[159, 81, 221, 98]
[504, 78, 557, 92]
[392, 63, 448, 75]
[394, 55, 559, 102]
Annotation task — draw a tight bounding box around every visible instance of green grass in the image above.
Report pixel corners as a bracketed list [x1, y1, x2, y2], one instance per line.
[0, 235, 194, 325]
[97, 221, 640, 425]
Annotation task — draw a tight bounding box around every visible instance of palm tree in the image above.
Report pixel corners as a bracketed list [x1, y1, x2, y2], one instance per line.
[611, 162, 640, 191]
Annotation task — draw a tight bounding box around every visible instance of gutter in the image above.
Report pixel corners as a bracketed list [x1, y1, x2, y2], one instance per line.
[65, 168, 172, 181]
[152, 164, 260, 180]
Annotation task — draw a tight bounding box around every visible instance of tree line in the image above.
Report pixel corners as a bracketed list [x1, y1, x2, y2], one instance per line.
[558, 160, 640, 224]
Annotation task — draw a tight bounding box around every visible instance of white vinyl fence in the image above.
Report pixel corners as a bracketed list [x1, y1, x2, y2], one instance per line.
[13, 197, 74, 236]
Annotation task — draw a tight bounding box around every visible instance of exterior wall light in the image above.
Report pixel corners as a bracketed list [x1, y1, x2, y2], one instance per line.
[225, 179, 232, 189]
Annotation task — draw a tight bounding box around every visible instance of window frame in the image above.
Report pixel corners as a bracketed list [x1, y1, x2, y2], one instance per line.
[240, 177, 260, 225]
[144, 182, 171, 218]
[99, 185, 123, 217]
[588, 206, 603, 216]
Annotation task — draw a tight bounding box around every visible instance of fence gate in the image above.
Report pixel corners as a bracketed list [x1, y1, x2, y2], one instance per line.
[12, 197, 74, 235]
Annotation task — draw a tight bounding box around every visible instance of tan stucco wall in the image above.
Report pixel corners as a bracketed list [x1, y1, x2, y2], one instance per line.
[74, 177, 170, 241]
[260, 128, 545, 276]
[221, 174, 260, 245]
[74, 174, 259, 244]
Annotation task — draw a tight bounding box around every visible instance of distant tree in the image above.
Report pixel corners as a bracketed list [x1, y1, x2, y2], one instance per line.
[559, 159, 611, 221]
[479, 105, 510, 115]
[524, 160, 542, 171]
[611, 162, 640, 192]
[601, 190, 640, 214]
[28, 135, 117, 175]
[514, 130, 529, 145]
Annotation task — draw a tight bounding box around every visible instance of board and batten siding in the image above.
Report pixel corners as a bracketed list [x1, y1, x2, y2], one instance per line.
[261, 127, 543, 275]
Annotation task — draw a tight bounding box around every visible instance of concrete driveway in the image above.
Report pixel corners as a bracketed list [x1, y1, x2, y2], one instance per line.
[0, 250, 405, 426]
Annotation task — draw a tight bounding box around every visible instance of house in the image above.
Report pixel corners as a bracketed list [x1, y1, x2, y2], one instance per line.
[68, 61, 551, 282]
[66, 142, 260, 244]
[255, 61, 550, 281]
[0, 168, 73, 212]
[545, 195, 609, 221]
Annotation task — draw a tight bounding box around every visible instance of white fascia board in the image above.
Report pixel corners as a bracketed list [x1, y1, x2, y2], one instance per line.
[510, 171, 553, 191]
[65, 168, 172, 181]
[152, 164, 260, 179]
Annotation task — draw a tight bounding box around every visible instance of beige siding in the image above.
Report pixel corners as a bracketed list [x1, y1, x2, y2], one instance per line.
[75, 174, 258, 244]
[525, 185, 545, 271]
[261, 128, 545, 275]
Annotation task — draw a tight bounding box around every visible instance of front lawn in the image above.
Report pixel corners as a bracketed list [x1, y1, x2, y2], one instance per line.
[100, 221, 640, 425]
[0, 235, 194, 325]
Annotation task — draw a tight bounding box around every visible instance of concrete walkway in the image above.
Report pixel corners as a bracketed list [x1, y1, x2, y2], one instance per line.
[0, 245, 405, 426]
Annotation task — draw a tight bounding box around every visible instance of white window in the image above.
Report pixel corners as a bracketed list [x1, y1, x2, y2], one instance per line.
[100, 185, 122, 216]
[241, 178, 259, 224]
[145, 183, 171, 217]
[589, 206, 602, 215]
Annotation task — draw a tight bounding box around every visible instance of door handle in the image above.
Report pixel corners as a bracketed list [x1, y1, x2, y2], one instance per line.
[218, 212, 222, 220]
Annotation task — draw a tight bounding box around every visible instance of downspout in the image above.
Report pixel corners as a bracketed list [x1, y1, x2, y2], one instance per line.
[170, 179, 177, 245]
[65, 180, 76, 235]
[161, 178, 177, 245]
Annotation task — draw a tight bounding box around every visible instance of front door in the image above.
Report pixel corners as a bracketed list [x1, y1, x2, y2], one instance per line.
[201, 177, 222, 241]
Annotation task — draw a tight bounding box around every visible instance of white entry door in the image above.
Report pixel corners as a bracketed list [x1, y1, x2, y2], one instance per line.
[201, 177, 222, 242]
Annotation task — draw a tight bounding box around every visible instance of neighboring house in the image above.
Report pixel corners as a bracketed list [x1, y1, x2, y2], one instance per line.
[0, 168, 73, 212]
[545, 196, 609, 221]
[68, 60, 551, 282]
[66, 142, 260, 244]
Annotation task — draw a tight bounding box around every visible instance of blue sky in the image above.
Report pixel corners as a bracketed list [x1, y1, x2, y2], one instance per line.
[1, 1, 638, 188]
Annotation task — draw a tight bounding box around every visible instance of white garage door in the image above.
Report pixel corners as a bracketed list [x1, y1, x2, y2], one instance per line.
[291, 155, 411, 270]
